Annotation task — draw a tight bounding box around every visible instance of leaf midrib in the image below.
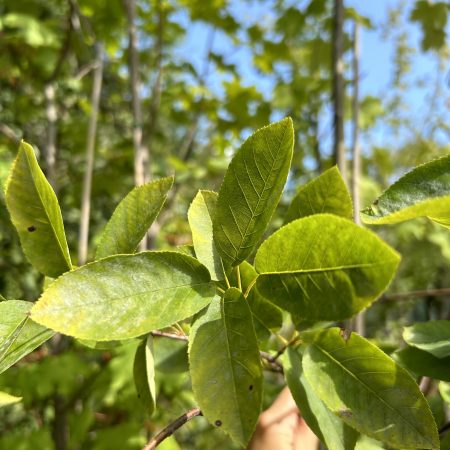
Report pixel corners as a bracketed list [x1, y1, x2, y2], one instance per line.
[34, 281, 213, 313]
[220, 296, 245, 442]
[259, 259, 397, 275]
[313, 343, 434, 447]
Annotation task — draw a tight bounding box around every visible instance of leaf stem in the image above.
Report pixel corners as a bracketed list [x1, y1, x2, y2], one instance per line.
[236, 265, 242, 292]
[244, 276, 258, 298]
[217, 286, 225, 295]
[150, 331, 188, 342]
[142, 407, 202, 449]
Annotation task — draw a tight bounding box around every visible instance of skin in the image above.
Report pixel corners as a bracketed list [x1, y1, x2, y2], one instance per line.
[248, 387, 319, 450]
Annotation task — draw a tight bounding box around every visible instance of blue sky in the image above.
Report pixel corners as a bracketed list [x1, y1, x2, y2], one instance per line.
[174, 0, 449, 158]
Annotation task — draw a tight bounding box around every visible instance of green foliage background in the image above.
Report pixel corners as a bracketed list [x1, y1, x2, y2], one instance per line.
[0, 0, 449, 449]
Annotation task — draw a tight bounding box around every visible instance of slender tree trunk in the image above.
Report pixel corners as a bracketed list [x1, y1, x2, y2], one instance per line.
[124, 0, 150, 250]
[44, 83, 58, 190]
[78, 44, 103, 265]
[332, 0, 346, 183]
[351, 22, 365, 336]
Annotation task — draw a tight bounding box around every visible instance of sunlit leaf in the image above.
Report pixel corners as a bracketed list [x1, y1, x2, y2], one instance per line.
[403, 320, 450, 358]
[188, 190, 223, 280]
[213, 118, 294, 267]
[255, 214, 400, 320]
[303, 328, 439, 449]
[283, 346, 359, 450]
[0, 391, 22, 408]
[31, 252, 215, 340]
[0, 300, 53, 374]
[189, 289, 263, 446]
[5, 141, 72, 277]
[393, 346, 450, 382]
[362, 155, 450, 228]
[133, 335, 156, 415]
[96, 177, 173, 259]
[285, 166, 352, 223]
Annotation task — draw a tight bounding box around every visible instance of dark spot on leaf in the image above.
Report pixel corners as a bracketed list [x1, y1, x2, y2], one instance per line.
[215, 420, 222, 427]
[249, 385, 253, 391]
[27, 225, 36, 232]
[373, 199, 379, 205]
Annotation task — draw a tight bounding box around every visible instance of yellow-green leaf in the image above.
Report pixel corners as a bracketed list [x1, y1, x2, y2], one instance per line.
[403, 320, 450, 359]
[31, 252, 215, 340]
[188, 190, 224, 280]
[285, 166, 352, 223]
[96, 177, 173, 259]
[133, 335, 156, 415]
[213, 118, 294, 267]
[189, 289, 263, 446]
[362, 154, 450, 228]
[0, 391, 22, 408]
[303, 328, 439, 449]
[0, 300, 53, 374]
[255, 214, 400, 320]
[5, 141, 72, 277]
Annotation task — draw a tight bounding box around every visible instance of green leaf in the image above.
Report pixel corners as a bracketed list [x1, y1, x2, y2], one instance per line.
[189, 289, 263, 446]
[393, 346, 450, 381]
[5, 141, 72, 277]
[361, 155, 450, 228]
[285, 166, 352, 224]
[255, 214, 400, 320]
[154, 338, 188, 373]
[303, 328, 439, 449]
[133, 335, 156, 415]
[228, 261, 282, 341]
[439, 382, 450, 406]
[31, 252, 215, 341]
[213, 118, 294, 267]
[188, 190, 224, 280]
[0, 391, 22, 408]
[0, 300, 53, 374]
[283, 346, 359, 450]
[96, 177, 173, 259]
[403, 320, 450, 359]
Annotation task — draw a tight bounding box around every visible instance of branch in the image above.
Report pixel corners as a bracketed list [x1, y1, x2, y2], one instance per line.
[151, 331, 285, 373]
[381, 288, 450, 302]
[142, 407, 202, 450]
[150, 331, 187, 342]
[0, 122, 20, 144]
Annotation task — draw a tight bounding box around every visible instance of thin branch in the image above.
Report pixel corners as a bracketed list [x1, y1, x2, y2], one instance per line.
[0, 122, 20, 144]
[260, 351, 284, 374]
[78, 43, 104, 265]
[142, 407, 202, 450]
[380, 288, 450, 302]
[150, 331, 188, 342]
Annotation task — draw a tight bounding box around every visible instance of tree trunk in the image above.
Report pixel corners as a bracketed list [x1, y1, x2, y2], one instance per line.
[332, 0, 346, 183]
[124, 0, 151, 250]
[351, 21, 365, 336]
[78, 44, 103, 265]
[44, 83, 58, 190]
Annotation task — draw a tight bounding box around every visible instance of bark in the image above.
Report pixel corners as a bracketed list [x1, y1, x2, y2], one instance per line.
[332, 0, 346, 183]
[44, 83, 58, 190]
[124, 0, 151, 250]
[78, 44, 104, 265]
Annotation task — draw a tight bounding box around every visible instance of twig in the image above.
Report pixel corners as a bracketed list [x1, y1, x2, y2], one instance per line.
[260, 351, 284, 374]
[150, 331, 188, 342]
[150, 331, 285, 374]
[381, 288, 450, 302]
[142, 407, 202, 450]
